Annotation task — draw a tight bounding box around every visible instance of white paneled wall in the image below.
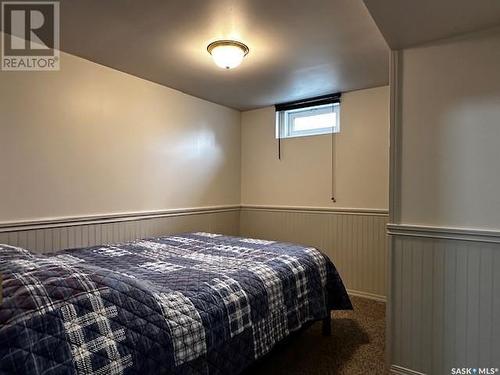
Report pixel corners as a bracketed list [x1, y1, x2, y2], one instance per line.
[388, 30, 500, 374]
[389, 230, 500, 374]
[240, 206, 389, 300]
[0, 208, 240, 253]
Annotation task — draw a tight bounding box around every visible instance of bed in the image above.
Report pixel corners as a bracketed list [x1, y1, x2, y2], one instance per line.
[0, 232, 352, 374]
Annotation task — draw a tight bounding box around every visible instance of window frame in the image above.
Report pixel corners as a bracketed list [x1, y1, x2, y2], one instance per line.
[276, 102, 340, 139]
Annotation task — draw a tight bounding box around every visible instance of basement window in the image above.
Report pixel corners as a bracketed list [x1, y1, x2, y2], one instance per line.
[275, 95, 340, 139]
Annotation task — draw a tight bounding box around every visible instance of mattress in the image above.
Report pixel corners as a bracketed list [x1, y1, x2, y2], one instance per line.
[0, 232, 351, 374]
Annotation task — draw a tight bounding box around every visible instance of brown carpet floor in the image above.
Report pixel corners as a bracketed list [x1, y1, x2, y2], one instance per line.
[245, 296, 386, 375]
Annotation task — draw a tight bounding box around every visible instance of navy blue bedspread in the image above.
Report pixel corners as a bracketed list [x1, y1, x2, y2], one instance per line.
[0, 232, 351, 375]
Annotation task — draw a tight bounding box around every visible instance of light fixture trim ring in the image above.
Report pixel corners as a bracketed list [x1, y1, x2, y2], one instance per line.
[207, 40, 250, 56]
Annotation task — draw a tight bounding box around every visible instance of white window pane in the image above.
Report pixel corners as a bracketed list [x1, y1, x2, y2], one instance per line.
[293, 112, 336, 132]
[276, 102, 340, 139]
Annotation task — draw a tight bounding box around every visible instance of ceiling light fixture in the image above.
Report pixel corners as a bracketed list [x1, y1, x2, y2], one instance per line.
[207, 40, 249, 69]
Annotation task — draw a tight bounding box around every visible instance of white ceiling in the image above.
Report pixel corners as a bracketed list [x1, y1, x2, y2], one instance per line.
[58, 0, 389, 110]
[363, 0, 500, 49]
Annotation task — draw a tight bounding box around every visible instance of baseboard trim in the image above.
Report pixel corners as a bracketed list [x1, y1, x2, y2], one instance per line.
[390, 365, 426, 375]
[241, 204, 389, 216]
[347, 289, 386, 302]
[387, 223, 500, 244]
[0, 205, 241, 233]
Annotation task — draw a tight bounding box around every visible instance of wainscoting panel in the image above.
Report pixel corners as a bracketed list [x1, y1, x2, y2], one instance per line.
[240, 206, 389, 300]
[389, 229, 500, 374]
[1, 205, 389, 300]
[0, 207, 240, 253]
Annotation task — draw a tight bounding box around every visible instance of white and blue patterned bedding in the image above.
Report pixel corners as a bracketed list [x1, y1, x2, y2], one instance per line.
[0, 232, 352, 374]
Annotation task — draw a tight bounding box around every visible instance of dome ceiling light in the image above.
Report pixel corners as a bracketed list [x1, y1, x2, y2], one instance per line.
[207, 40, 249, 70]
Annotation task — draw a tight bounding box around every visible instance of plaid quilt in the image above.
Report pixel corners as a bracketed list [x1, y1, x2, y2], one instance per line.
[0, 232, 352, 375]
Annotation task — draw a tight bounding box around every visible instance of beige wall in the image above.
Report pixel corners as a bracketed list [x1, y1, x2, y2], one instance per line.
[239, 86, 390, 300]
[0, 49, 241, 223]
[241, 86, 390, 209]
[399, 28, 500, 230]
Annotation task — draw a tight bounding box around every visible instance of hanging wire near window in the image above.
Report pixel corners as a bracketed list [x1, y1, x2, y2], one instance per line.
[278, 135, 281, 160]
[331, 121, 336, 203]
[276, 110, 283, 159]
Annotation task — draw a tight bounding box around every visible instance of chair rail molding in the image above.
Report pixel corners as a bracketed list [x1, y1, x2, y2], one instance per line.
[0, 205, 240, 232]
[387, 223, 500, 244]
[240, 204, 389, 216]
